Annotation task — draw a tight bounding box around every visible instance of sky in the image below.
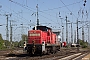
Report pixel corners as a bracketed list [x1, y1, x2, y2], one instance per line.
[0, 0, 90, 43]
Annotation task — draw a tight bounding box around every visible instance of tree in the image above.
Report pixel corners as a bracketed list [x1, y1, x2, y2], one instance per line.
[0, 34, 4, 49]
[13, 41, 19, 47]
[19, 34, 27, 47]
[79, 40, 88, 48]
[4, 40, 10, 48]
[0, 34, 3, 40]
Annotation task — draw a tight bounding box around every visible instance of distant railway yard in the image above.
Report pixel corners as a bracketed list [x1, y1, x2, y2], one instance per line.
[0, 47, 90, 60]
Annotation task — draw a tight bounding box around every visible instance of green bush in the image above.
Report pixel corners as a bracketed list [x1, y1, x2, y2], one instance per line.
[79, 40, 88, 48]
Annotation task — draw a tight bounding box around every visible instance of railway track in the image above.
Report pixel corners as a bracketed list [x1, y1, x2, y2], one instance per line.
[0, 53, 88, 60]
[0, 48, 89, 60]
[58, 53, 88, 60]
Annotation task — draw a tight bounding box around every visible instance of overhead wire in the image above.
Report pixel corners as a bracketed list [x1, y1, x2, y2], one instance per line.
[9, 0, 58, 25]
[8, 0, 53, 27]
[0, 1, 33, 26]
[9, 0, 35, 12]
[42, 0, 83, 12]
[9, 0, 84, 28]
[59, 0, 79, 18]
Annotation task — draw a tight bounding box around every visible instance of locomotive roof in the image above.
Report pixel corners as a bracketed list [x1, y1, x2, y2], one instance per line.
[33, 26, 52, 31]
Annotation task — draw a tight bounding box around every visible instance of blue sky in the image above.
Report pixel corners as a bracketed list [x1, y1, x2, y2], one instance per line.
[0, 0, 90, 43]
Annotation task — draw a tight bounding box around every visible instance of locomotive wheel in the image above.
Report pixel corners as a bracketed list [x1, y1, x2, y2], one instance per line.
[51, 46, 56, 54]
[47, 48, 51, 55]
[52, 50, 56, 54]
[40, 52, 43, 56]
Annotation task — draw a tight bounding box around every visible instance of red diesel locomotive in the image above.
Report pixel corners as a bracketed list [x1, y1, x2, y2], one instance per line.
[26, 26, 60, 55]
